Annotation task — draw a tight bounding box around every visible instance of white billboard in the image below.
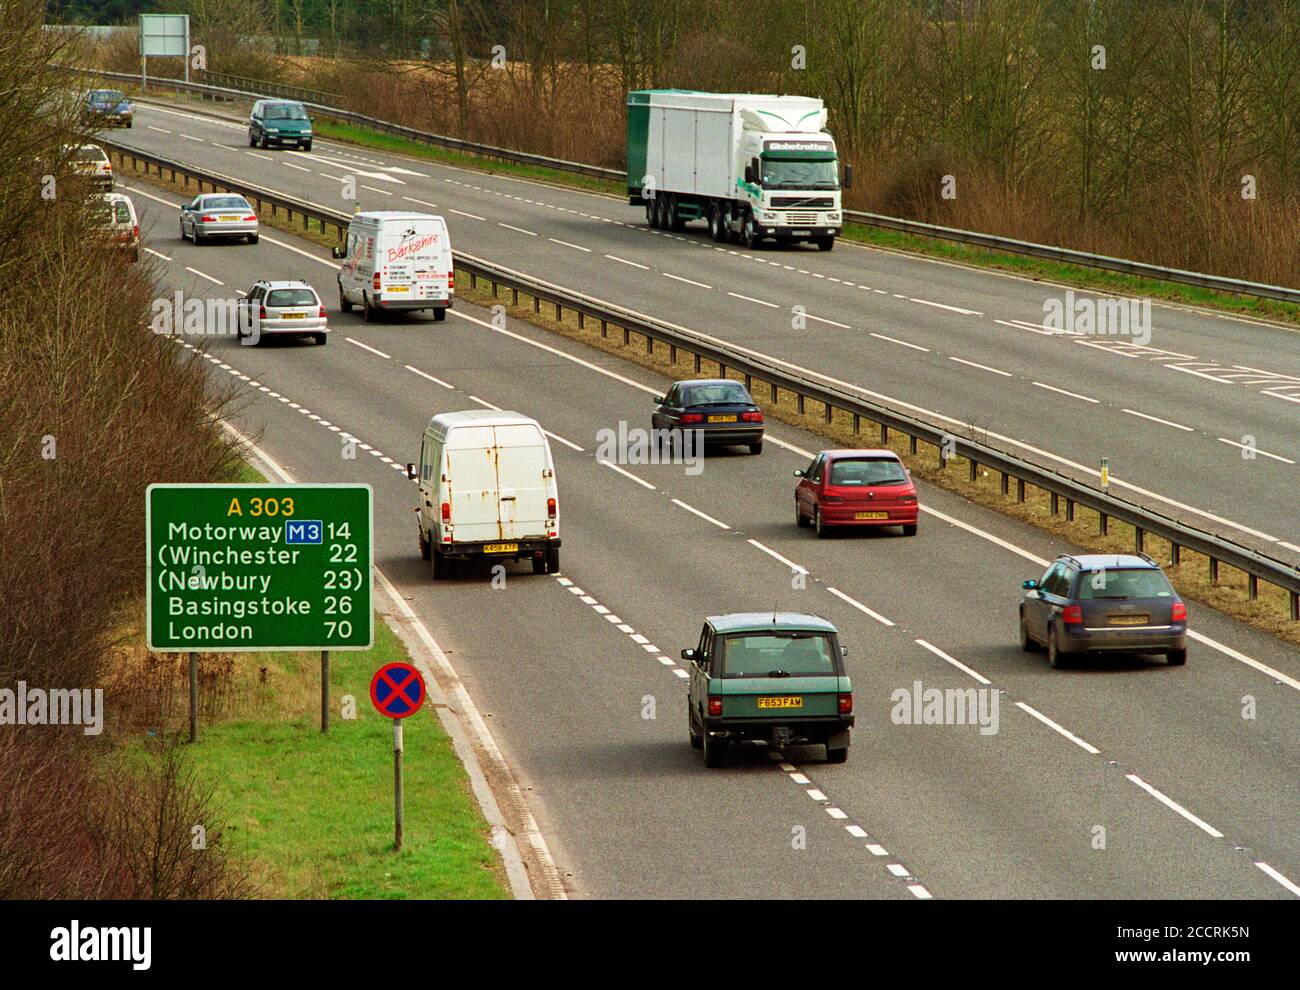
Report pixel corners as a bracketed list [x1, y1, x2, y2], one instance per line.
[139, 14, 189, 57]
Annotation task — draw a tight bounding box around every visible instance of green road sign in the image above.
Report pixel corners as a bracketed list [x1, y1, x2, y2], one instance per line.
[147, 484, 373, 652]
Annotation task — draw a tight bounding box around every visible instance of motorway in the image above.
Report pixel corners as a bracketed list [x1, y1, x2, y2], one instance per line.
[113, 155, 1300, 899]
[107, 99, 1300, 565]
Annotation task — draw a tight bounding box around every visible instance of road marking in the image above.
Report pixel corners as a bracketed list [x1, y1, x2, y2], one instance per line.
[258, 233, 340, 269]
[1253, 862, 1300, 897]
[727, 291, 779, 308]
[245, 151, 273, 161]
[746, 539, 808, 575]
[865, 844, 888, 856]
[910, 298, 982, 316]
[1122, 408, 1194, 432]
[805, 313, 852, 329]
[1014, 702, 1100, 755]
[1186, 630, 1300, 692]
[469, 395, 501, 410]
[1031, 381, 1099, 403]
[670, 498, 729, 530]
[281, 161, 311, 172]
[147, 125, 172, 133]
[908, 884, 933, 899]
[184, 266, 223, 285]
[826, 587, 894, 627]
[826, 807, 847, 819]
[869, 332, 929, 352]
[1125, 774, 1224, 838]
[499, 222, 537, 236]
[845, 825, 868, 838]
[949, 356, 1012, 376]
[606, 254, 650, 270]
[663, 272, 712, 289]
[789, 773, 810, 785]
[405, 365, 456, 389]
[914, 639, 991, 685]
[345, 337, 391, 359]
[180, 133, 203, 142]
[450, 208, 486, 220]
[361, 184, 393, 196]
[403, 196, 438, 207]
[1217, 437, 1295, 464]
[544, 430, 584, 452]
[807, 789, 827, 802]
[599, 460, 655, 489]
[548, 238, 591, 252]
[144, 247, 171, 261]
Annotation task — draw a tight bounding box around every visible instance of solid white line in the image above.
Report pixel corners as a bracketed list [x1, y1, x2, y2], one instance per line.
[144, 247, 171, 261]
[1125, 773, 1224, 838]
[1254, 862, 1300, 897]
[746, 539, 808, 575]
[1032, 381, 1099, 403]
[910, 298, 982, 316]
[949, 356, 1012, 376]
[670, 498, 729, 530]
[663, 272, 712, 289]
[599, 460, 655, 490]
[499, 222, 537, 236]
[727, 291, 779, 309]
[826, 587, 895, 627]
[184, 266, 223, 286]
[548, 238, 591, 252]
[1217, 437, 1295, 464]
[1279, 541, 1300, 555]
[345, 337, 391, 359]
[606, 254, 650, 270]
[1122, 408, 1194, 432]
[405, 365, 455, 389]
[869, 332, 929, 352]
[543, 430, 584, 452]
[450, 208, 485, 220]
[1014, 702, 1100, 755]
[805, 313, 852, 329]
[914, 639, 991, 685]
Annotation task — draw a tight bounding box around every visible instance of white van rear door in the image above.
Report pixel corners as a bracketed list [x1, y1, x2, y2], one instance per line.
[444, 426, 501, 543]
[381, 220, 448, 302]
[493, 424, 549, 541]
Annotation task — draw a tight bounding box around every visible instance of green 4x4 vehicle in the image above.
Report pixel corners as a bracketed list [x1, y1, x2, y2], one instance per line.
[685, 612, 853, 767]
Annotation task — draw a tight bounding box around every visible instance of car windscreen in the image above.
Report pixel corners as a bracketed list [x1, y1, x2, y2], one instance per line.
[1075, 568, 1175, 600]
[721, 633, 835, 677]
[829, 457, 907, 486]
[74, 147, 106, 161]
[266, 104, 308, 120]
[266, 289, 318, 308]
[681, 383, 752, 406]
[91, 91, 124, 105]
[203, 197, 251, 211]
[93, 201, 131, 225]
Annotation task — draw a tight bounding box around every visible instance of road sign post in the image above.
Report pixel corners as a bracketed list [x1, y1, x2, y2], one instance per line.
[147, 483, 373, 740]
[370, 662, 426, 851]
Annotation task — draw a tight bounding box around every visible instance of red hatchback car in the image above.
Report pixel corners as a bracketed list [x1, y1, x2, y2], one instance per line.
[794, 449, 919, 537]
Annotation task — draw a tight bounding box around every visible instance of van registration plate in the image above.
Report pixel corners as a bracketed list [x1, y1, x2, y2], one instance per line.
[757, 696, 803, 709]
[483, 543, 518, 554]
[386, 285, 409, 293]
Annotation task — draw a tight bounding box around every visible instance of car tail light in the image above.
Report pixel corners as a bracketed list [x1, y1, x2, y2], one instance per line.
[899, 495, 917, 504]
[741, 410, 764, 422]
[1171, 603, 1187, 622]
[100, 163, 111, 173]
[547, 497, 556, 519]
[838, 693, 853, 714]
[258, 305, 267, 320]
[132, 225, 139, 239]
[318, 305, 327, 318]
[373, 272, 381, 290]
[707, 696, 722, 717]
[681, 413, 704, 424]
[823, 495, 843, 503]
[243, 214, 257, 221]
[1062, 605, 1083, 625]
[201, 215, 217, 222]
[440, 502, 450, 523]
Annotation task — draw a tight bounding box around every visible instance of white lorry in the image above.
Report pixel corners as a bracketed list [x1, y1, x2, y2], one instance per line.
[626, 90, 846, 250]
[332, 211, 453, 322]
[411, 410, 561, 579]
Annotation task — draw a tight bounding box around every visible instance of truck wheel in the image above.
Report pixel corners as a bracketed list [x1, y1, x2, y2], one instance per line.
[338, 282, 352, 312]
[433, 307, 447, 322]
[702, 731, 726, 768]
[825, 744, 849, 764]
[743, 211, 761, 249]
[544, 545, 560, 574]
[816, 236, 835, 251]
[654, 195, 669, 229]
[708, 204, 726, 242]
[666, 195, 684, 231]
[645, 198, 657, 228]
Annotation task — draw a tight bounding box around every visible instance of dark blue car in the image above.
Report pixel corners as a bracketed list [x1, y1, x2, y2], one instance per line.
[86, 89, 132, 128]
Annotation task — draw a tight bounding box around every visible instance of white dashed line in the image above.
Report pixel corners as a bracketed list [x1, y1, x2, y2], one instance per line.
[548, 238, 591, 252]
[144, 247, 171, 261]
[663, 272, 713, 290]
[499, 222, 537, 236]
[914, 639, 991, 685]
[869, 332, 929, 352]
[598, 460, 655, 490]
[184, 267, 223, 285]
[805, 314, 852, 329]
[1253, 862, 1300, 897]
[746, 539, 808, 575]
[727, 291, 779, 309]
[606, 254, 650, 270]
[670, 498, 729, 530]
[949, 356, 1012, 377]
[1031, 381, 1099, 403]
[1014, 702, 1101, 755]
[450, 209, 486, 220]
[825, 587, 895, 627]
[345, 337, 391, 359]
[1122, 408, 1194, 432]
[405, 365, 456, 389]
[1125, 774, 1224, 838]
[910, 298, 982, 316]
[1217, 438, 1295, 464]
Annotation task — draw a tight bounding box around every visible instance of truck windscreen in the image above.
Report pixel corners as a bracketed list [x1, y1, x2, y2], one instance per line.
[760, 158, 838, 190]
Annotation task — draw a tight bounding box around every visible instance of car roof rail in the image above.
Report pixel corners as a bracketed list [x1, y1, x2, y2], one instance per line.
[1056, 553, 1083, 569]
[1136, 551, 1159, 567]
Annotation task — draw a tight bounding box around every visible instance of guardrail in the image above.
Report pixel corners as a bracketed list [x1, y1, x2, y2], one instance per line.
[101, 137, 1300, 621]
[201, 70, 340, 106]
[70, 66, 1300, 306]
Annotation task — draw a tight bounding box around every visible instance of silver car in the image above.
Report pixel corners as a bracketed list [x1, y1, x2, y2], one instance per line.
[180, 193, 259, 245]
[238, 280, 328, 345]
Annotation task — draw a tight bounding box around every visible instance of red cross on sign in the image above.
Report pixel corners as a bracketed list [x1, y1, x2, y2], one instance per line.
[369, 662, 426, 718]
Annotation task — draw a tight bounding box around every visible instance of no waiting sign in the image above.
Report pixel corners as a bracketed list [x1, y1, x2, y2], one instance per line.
[146, 483, 373, 652]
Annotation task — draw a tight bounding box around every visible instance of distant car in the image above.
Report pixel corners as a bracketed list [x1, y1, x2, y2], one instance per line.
[1019, 553, 1187, 668]
[68, 144, 113, 191]
[794, 449, 918, 537]
[248, 100, 313, 150]
[179, 193, 259, 244]
[85, 89, 132, 127]
[92, 192, 140, 261]
[685, 612, 853, 767]
[651, 379, 764, 454]
[238, 280, 327, 345]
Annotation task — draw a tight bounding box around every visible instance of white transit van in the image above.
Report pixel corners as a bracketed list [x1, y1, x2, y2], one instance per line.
[332, 211, 453, 323]
[412, 410, 560, 578]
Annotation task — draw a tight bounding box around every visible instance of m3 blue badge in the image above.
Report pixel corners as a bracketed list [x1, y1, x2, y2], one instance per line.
[284, 519, 323, 544]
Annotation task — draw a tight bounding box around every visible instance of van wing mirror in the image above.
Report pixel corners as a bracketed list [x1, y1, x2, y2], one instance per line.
[681, 648, 696, 661]
[406, 462, 417, 480]
[331, 245, 345, 259]
[841, 646, 848, 657]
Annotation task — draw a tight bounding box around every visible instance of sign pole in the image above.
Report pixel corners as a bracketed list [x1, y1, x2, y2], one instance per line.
[393, 718, 404, 851]
[188, 650, 198, 742]
[320, 650, 330, 733]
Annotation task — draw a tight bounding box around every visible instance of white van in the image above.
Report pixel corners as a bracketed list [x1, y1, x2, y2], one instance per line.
[332, 211, 453, 323]
[412, 410, 560, 578]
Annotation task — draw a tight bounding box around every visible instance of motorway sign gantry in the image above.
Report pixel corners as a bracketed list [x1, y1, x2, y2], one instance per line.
[146, 483, 373, 652]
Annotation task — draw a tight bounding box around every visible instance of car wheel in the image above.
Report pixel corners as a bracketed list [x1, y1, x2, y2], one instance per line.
[688, 706, 703, 749]
[1018, 613, 1040, 652]
[248, 131, 256, 147]
[303, 141, 312, 152]
[338, 283, 352, 312]
[902, 523, 918, 536]
[180, 220, 187, 241]
[796, 501, 810, 528]
[247, 233, 259, 244]
[825, 745, 849, 764]
[1166, 648, 1187, 666]
[544, 545, 560, 574]
[815, 507, 829, 539]
[748, 440, 763, 455]
[433, 308, 447, 322]
[259, 132, 268, 150]
[363, 292, 377, 323]
[1048, 627, 1072, 669]
[194, 228, 205, 245]
[313, 332, 327, 345]
[129, 247, 139, 263]
[816, 236, 835, 251]
[702, 730, 726, 768]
